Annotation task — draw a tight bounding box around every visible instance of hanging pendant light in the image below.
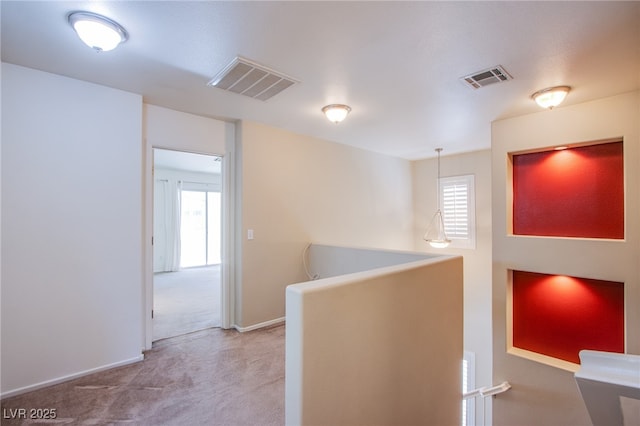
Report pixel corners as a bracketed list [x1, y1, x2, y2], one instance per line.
[424, 148, 451, 248]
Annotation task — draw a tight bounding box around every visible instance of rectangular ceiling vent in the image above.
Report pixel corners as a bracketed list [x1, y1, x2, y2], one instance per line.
[207, 56, 299, 101]
[461, 65, 512, 89]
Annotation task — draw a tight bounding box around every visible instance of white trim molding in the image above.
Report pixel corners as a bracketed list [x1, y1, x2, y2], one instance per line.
[234, 317, 285, 333]
[0, 355, 144, 400]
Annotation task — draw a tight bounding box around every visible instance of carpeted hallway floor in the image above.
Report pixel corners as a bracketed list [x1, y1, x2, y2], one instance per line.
[154, 265, 221, 341]
[0, 325, 285, 425]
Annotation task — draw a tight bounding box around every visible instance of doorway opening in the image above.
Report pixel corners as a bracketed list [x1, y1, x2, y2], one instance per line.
[152, 148, 222, 341]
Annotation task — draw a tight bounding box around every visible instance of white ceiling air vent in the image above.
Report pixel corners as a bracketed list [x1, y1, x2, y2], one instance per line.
[461, 65, 512, 89]
[207, 56, 299, 101]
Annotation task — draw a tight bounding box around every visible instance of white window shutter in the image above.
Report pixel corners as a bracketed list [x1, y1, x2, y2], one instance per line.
[439, 175, 476, 249]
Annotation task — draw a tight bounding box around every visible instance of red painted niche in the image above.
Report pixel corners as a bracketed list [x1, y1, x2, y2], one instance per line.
[512, 141, 624, 239]
[512, 270, 624, 364]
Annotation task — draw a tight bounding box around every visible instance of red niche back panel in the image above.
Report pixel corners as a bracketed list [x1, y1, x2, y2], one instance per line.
[512, 142, 624, 239]
[512, 270, 624, 364]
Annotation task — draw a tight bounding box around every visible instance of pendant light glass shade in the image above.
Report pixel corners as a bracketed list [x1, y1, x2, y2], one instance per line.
[424, 209, 450, 248]
[424, 148, 450, 248]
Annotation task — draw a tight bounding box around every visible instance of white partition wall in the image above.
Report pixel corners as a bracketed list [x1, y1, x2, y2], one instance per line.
[1, 64, 144, 397]
[286, 252, 463, 425]
[575, 350, 640, 426]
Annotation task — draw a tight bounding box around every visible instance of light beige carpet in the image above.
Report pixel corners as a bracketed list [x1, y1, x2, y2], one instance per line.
[153, 265, 221, 341]
[1, 325, 285, 425]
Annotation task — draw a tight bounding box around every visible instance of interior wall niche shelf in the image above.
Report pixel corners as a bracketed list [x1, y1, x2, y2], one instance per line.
[509, 270, 625, 368]
[511, 140, 624, 239]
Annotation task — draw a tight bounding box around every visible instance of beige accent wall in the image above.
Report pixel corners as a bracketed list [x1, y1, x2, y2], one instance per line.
[412, 149, 494, 423]
[286, 255, 463, 425]
[491, 91, 640, 425]
[237, 121, 414, 328]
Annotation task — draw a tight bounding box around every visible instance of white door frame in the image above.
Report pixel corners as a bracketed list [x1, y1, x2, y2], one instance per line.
[143, 141, 235, 350]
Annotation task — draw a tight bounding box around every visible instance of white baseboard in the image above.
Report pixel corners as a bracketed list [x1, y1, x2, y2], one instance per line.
[1, 354, 144, 400]
[234, 317, 285, 332]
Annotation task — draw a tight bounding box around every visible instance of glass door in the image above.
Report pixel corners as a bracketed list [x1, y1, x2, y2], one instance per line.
[180, 190, 221, 268]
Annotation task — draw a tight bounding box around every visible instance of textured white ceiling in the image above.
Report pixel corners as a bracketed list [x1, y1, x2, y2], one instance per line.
[2, 1, 639, 160]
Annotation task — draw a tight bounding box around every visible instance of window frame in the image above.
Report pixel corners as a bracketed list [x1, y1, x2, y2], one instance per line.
[462, 350, 476, 426]
[439, 174, 476, 250]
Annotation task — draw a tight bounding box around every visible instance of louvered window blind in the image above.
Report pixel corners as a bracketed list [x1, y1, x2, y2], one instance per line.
[439, 175, 476, 249]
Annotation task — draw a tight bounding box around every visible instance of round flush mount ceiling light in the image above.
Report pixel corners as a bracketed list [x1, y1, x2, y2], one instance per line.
[68, 11, 128, 52]
[531, 86, 571, 109]
[322, 104, 351, 124]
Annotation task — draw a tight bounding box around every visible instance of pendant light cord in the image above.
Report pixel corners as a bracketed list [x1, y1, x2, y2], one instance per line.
[436, 148, 442, 211]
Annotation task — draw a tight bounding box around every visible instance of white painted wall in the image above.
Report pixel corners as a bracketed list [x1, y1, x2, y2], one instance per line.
[237, 120, 414, 329]
[307, 243, 435, 279]
[491, 91, 640, 425]
[1, 63, 144, 397]
[286, 253, 463, 425]
[412, 149, 493, 425]
[144, 104, 228, 155]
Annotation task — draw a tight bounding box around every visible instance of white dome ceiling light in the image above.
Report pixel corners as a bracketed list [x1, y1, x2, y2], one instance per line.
[68, 11, 128, 52]
[322, 104, 351, 124]
[531, 86, 571, 109]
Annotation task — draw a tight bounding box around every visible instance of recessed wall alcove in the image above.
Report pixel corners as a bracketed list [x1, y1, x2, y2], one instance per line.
[511, 140, 624, 239]
[507, 140, 626, 369]
[509, 270, 625, 367]
[492, 91, 639, 425]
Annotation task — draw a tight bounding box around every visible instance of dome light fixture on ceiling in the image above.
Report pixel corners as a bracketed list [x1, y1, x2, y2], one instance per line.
[322, 104, 351, 124]
[531, 86, 571, 109]
[68, 11, 128, 52]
